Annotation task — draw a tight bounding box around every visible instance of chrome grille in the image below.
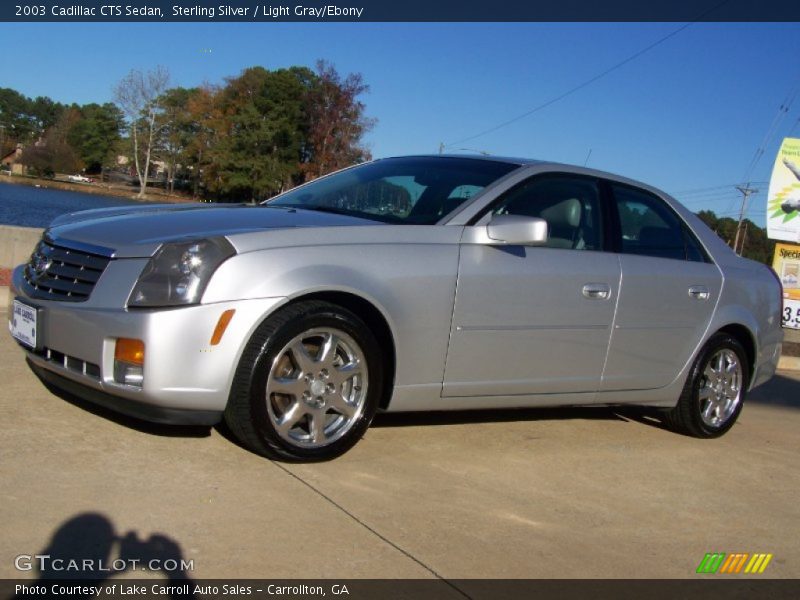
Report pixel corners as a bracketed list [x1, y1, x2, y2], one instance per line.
[22, 239, 111, 302]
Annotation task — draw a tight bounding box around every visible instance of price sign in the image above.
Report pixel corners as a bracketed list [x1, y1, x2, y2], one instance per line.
[782, 298, 800, 330]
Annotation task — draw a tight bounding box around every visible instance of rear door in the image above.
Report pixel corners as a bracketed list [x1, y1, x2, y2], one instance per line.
[600, 183, 722, 391]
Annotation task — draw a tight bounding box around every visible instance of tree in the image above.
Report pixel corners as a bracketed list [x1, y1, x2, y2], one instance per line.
[0, 88, 65, 151]
[66, 103, 124, 173]
[301, 60, 375, 181]
[113, 66, 170, 197]
[155, 87, 197, 193]
[29, 96, 64, 135]
[183, 85, 223, 198]
[19, 107, 82, 176]
[206, 67, 310, 201]
[696, 210, 775, 264]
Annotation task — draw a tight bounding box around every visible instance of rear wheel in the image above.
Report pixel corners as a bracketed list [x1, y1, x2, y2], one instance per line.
[665, 333, 749, 438]
[225, 301, 383, 461]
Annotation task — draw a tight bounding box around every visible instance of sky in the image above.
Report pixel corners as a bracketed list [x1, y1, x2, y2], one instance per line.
[2, 21, 799, 226]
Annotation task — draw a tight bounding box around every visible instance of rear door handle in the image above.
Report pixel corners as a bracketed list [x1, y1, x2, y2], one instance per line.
[582, 283, 611, 300]
[688, 285, 710, 301]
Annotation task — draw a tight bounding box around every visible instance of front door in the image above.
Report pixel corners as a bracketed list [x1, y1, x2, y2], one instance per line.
[443, 174, 620, 398]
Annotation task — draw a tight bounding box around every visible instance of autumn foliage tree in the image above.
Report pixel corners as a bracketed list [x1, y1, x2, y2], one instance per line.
[164, 61, 375, 201]
[3, 60, 374, 200]
[302, 60, 375, 180]
[183, 86, 224, 198]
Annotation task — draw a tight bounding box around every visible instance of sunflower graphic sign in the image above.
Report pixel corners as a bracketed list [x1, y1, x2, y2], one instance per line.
[767, 137, 800, 242]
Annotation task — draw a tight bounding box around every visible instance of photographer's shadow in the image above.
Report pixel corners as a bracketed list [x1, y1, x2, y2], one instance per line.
[18, 513, 195, 599]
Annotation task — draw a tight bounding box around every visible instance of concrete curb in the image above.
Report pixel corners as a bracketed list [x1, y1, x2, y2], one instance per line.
[0, 225, 44, 270]
[778, 355, 800, 371]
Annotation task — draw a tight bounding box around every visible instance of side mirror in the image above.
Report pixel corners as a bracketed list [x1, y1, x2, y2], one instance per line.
[486, 214, 548, 246]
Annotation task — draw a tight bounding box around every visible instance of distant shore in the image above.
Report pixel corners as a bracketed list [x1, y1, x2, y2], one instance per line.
[0, 172, 199, 204]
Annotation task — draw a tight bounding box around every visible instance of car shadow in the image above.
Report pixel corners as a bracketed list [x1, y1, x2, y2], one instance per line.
[601, 371, 800, 433]
[35, 368, 800, 446]
[372, 405, 629, 428]
[610, 406, 672, 432]
[37, 376, 212, 439]
[746, 372, 800, 409]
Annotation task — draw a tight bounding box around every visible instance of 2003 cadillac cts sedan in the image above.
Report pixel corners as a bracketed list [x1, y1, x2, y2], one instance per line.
[8, 156, 784, 460]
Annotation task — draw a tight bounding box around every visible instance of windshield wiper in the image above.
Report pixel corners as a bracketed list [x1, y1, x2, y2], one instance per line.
[297, 204, 356, 216]
[268, 203, 401, 223]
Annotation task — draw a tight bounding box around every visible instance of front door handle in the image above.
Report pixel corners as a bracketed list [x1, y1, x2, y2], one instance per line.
[688, 285, 710, 301]
[582, 283, 611, 300]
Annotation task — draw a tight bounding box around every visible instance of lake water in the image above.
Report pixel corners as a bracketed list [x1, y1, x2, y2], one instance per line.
[0, 181, 145, 228]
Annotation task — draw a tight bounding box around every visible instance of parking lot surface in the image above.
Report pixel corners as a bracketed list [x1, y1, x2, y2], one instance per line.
[1, 320, 798, 580]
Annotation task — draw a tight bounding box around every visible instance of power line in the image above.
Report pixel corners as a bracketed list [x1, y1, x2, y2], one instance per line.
[726, 78, 800, 219]
[444, 24, 693, 147]
[443, 0, 732, 149]
[680, 196, 740, 206]
[787, 115, 800, 138]
[739, 79, 800, 186]
[673, 181, 768, 195]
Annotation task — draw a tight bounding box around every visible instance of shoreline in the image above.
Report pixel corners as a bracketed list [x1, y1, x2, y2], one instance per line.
[0, 172, 200, 204]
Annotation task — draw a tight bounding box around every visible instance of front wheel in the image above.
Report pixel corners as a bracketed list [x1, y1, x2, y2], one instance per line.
[225, 301, 383, 461]
[664, 333, 749, 438]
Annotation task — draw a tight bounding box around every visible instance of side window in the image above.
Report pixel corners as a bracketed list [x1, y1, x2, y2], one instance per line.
[613, 185, 693, 261]
[492, 176, 603, 251]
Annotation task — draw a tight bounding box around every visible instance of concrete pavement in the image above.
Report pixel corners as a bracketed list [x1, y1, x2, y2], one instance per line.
[1, 318, 798, 580]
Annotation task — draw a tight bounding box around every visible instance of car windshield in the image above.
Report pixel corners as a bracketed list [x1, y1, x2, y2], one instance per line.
[265, 157, 519, 224]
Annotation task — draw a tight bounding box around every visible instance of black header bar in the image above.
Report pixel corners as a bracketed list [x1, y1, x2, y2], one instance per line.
[2, 0, 800, 22]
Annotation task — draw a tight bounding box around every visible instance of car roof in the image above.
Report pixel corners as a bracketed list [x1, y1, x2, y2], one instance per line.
[380, 154, 543, 167]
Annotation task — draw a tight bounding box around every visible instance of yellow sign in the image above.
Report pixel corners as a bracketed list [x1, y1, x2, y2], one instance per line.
[773, 242, 800, 329]
[773, 243, 800, 301]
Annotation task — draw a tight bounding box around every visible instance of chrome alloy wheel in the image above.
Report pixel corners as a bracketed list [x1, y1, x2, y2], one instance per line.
[266, 328, 368, 448]
[698, 348, 743, 428]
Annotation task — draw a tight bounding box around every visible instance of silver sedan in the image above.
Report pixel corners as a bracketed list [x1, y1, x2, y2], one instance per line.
[8, 156, 784, 460]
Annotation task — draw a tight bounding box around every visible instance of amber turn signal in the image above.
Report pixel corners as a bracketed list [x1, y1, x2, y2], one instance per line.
[210, 309, 235, 346]
[115, 338, 145, 365]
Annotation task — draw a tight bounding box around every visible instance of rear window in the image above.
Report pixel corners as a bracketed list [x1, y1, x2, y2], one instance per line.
[613, 184, 707, 262]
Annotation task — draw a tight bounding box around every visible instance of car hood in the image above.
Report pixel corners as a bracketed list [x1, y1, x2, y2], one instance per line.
[47, 203, 375, 258]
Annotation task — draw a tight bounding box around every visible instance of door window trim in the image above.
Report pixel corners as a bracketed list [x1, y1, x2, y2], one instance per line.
[468, 172, 616, 253]
[606, 180, 713, 264]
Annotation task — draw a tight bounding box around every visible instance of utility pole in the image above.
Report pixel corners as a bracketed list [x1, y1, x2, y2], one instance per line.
[741, 221, 749, 254]
[438, 142, 444, 155]
[732, 184, 758, 255]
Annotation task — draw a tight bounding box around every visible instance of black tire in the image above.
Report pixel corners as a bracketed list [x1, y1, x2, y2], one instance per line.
[664, 332, 749, 438]
[224, 300, 383, 461]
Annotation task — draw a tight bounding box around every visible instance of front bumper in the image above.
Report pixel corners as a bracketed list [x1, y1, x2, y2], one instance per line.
[28, 360, 223, 425]
[9, 263, 285, 424]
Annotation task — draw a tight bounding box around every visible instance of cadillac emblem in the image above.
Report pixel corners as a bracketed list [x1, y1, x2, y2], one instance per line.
[30, 252, 51, 280]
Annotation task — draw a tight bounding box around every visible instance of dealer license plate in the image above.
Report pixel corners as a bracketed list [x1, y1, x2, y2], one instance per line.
[10, 299, 38, 348]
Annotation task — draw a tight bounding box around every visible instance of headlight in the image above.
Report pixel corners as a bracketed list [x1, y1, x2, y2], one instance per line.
[128, 238, 235, 307]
